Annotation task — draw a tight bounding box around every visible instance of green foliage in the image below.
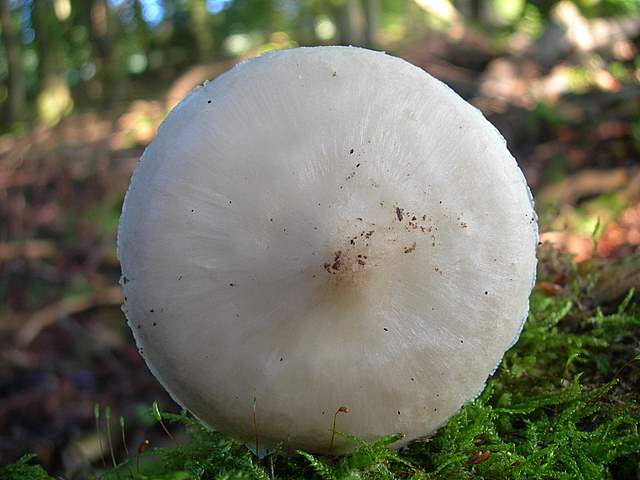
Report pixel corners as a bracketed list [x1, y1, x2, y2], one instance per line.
[105, 411, 272, 480]
[406, 377, 639, 479]
[532, 0, 639, 17]
[83, 193, 123, 242]
[0, 454, 54, 480]
[2, 0, 639, 131]
[4, 258, 640, 479]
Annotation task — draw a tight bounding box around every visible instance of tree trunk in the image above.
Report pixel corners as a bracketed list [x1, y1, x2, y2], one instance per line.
[88, 0, 111, 93]
[471, 0, 481, 21]
[364, 0, 379, 49]
[133, 0, 151, 54]
[34, 0, 66, 82]
[190, 0, 214, 62]
[91, 0, 128, 102]
[0, 0, 25, 123]
[338, 0, 366, 46]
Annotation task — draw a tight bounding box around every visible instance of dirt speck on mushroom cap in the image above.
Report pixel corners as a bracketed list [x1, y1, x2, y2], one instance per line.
[117, 46, 537, 455]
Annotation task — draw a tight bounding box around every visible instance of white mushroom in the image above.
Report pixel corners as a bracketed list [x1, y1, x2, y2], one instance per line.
[117, 46, 537, 455]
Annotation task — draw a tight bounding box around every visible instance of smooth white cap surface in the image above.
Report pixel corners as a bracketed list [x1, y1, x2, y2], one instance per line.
[118, 46, 537, 454]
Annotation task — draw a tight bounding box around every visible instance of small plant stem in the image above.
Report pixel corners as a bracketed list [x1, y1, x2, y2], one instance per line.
[160, 418, 179, 446]
[269, 455, 275, 480]
[252, 396, 259, 456]
[105, 406, 117, 467]
[152, 401, 180, 447]
[611, 355, 640, 383]
[329, 414, 338, 454]
[94, 403, 106, 468]
[136, 439, 149, 475]
[284, 435, 291, 463]
[120, 416, 130, 457]
[329, 405, 349, 455]
[161, 418, 180, 447]
[119, 416, 135, 480]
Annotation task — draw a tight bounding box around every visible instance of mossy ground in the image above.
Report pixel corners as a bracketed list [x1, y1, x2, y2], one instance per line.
[3, 249, 639, 480]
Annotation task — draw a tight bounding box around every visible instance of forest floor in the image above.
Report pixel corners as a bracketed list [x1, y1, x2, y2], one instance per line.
[1, 29, 640, 479]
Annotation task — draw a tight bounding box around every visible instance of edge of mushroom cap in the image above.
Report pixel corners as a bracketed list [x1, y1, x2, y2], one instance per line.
[116, 45, 539, 454]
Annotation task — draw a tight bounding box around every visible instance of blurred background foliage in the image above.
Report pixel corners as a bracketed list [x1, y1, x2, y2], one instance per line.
[0, 0, 638, 131]
[1, 0, 640, 477]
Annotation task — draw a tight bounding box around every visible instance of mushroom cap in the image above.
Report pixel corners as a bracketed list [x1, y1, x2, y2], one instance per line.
[117, 46, 537, 454]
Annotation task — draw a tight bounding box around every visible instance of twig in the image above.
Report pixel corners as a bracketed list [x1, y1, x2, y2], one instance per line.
[0, 170, 40, 189]
[537, 167, 630, 206]
[0, 239, 56, 262]
[17, 286, 123, 346]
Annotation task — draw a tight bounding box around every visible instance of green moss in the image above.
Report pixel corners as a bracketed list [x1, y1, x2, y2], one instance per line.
[0, 455, 55, 480]
[5, 255, 640, 479]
